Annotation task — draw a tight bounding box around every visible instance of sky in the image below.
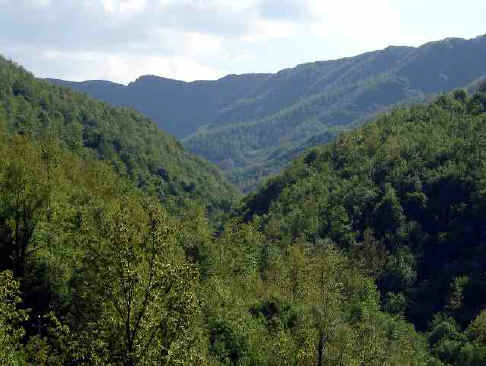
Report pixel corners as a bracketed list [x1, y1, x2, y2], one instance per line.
[1, 0, 485, 84]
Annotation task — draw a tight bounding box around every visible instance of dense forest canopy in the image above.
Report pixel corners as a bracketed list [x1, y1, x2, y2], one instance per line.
[0, 79, 433, 366]
[49, 35, 486, 190]
[0, 136, 437, 364]
[240, 87, 486, 365]
[1, 55, 486, 365]
[0, 55, 238, 214]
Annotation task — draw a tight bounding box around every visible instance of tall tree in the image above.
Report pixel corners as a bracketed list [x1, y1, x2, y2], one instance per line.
[0, 270, 28, 365]
[77, 198, 206, 366]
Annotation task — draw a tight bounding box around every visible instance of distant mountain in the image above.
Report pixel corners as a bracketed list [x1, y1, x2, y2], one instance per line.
[47, 34, 486, 191]
[0, 55, 238, 213]
[46, 74, 271, 138]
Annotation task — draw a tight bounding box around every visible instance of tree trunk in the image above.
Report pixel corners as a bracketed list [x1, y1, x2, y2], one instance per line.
[317, 330, 326, 366]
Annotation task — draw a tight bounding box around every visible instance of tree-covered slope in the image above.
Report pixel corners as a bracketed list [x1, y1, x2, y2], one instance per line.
[186, 36, 486, 190]
[0, 127, 438, 365]
[0, 55, 238, 212]
[48, 35, 486, 191]
[240, 87, 486, 365]
[47, 73, 271, 138]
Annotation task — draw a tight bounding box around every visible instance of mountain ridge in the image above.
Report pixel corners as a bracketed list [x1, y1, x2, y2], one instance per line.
[0, 55, 238, 213]
[46, 34, 486, 190]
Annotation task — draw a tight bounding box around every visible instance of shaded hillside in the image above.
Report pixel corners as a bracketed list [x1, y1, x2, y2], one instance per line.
[0, 55, 238, 212]
[240, 88, 486, 365]
[47, 73, 271, 138]
[47, 35, 486, 191]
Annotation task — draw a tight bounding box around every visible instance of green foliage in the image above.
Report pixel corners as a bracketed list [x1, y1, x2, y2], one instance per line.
[0, 135, 49, 276]
[241, 90, 486, 364]
[200, 237, 434, 366]
[427, 311, 486, 366]
[0, 128, 216, 365]
[183, 106, 343, 191]
[51, 36, 486, 190]
[4, 55, 486, 365]
[0, 55, 238, 214]
[0, 117, 436, 365]
[0, 270, 28, 365]
[75, 199, 206, 365]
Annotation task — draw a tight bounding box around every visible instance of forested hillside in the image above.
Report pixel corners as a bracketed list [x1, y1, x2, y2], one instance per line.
[47, 73, 271, 138]
[241, 86, 486, 365]
[48, 35, 486, 190]
[3, 55, 486, 365]
[0, 55, 237, 213]
[0, 63, 439, 365]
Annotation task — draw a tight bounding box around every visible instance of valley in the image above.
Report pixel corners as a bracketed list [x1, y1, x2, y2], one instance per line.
[48, 35, 486, 191]
[1, 29, 486, 365]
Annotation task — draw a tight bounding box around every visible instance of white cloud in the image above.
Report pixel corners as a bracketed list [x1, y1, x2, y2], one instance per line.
[34, 48, 228, 83]
[243, 19, 297, 42]
[0, 0, 485, 83]
[307, 0, 407, 50]
[31, 0, 51, 7]
[101, 0, 147, 14]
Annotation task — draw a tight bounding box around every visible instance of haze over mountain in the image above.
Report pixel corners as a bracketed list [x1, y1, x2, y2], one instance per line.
[47, 34, 486, 190]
